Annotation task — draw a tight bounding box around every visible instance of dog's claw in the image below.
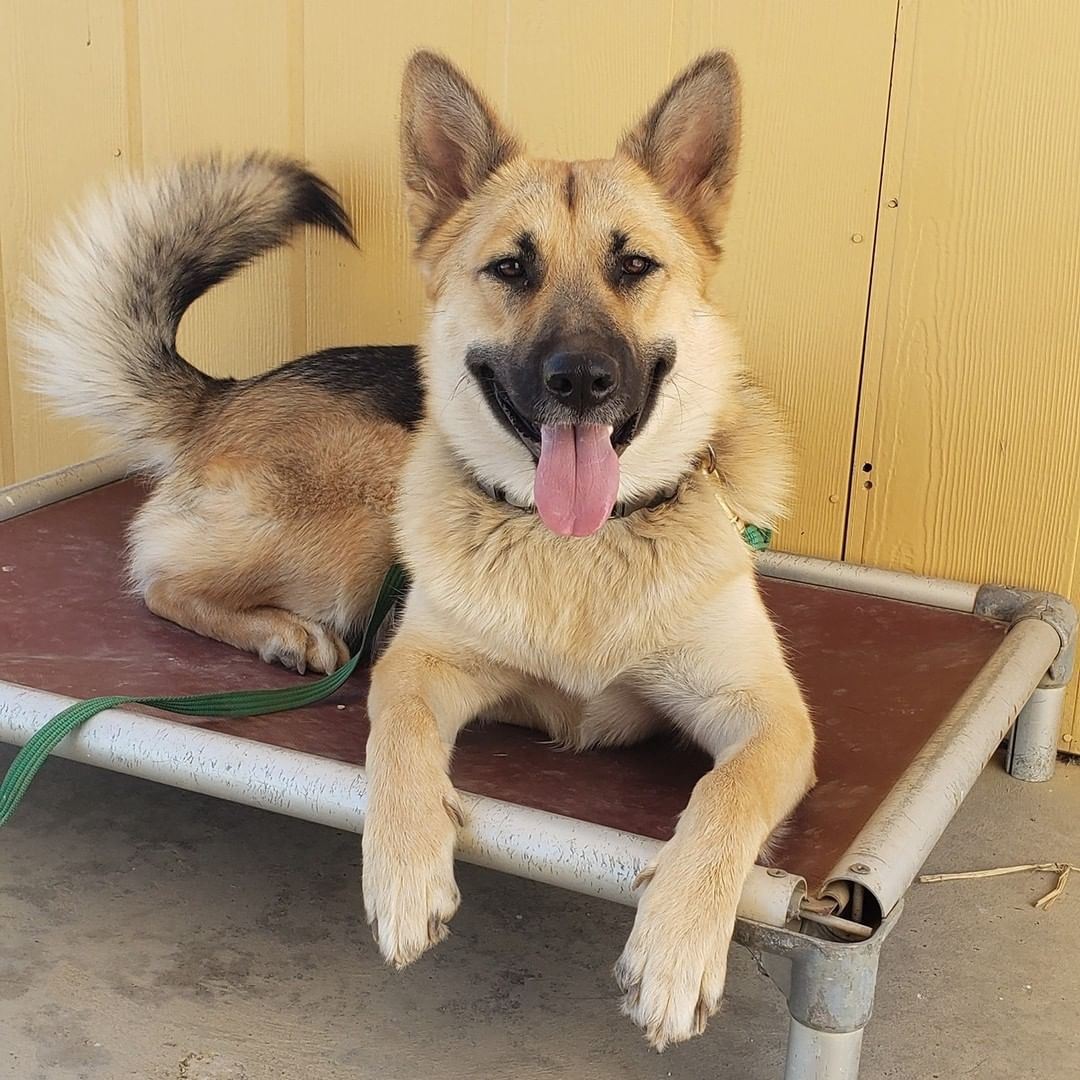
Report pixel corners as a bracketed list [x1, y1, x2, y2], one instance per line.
[443, 794, 465, 828]
[693, 996, 711, 1037]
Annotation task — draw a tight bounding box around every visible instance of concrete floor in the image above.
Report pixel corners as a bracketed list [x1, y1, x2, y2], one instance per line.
[1, 745, 1077, 1080]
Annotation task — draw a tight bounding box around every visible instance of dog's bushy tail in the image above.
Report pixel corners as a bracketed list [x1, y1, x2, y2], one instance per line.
[23, 152, 353, 470]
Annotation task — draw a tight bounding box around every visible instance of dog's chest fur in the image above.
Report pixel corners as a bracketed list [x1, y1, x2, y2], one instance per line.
[396, 428, 752, 698]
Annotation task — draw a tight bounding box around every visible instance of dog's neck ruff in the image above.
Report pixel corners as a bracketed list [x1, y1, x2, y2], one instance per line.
[470, 443, 770, 549]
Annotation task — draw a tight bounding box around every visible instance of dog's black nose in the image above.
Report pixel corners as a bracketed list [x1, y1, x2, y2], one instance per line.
[542, 352, 619, 412]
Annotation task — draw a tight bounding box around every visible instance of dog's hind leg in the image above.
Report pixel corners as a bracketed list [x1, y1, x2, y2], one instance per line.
[128, 459, 396, 674]
[144, 579, 349, 674]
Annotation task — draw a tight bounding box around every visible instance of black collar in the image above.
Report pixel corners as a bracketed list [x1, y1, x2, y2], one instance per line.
[467, 443, 771, 548]
[469, 445, 720, 521]
[473, 473, 682, 520]
[468, 444, 773, 552]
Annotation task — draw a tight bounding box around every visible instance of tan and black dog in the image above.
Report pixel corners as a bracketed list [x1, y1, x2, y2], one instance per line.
[27, 51, 815, 1048]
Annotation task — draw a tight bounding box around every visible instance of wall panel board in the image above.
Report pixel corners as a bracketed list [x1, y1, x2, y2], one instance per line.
[848, 0, 1080, 746]
[0, 0, 131, 479]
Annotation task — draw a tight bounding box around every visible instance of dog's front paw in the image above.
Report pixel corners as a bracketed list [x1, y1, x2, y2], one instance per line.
[614, 850, 737, 1050]
[361, 779, 464, 968]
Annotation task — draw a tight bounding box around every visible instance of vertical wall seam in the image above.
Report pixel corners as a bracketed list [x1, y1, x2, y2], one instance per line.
[288, 0, 307, 359]
[840, 0, 906, 562]
[0, 229, 14, 486]
[0, 4, 16, 484]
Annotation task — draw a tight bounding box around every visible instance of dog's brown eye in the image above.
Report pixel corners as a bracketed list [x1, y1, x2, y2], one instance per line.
[620, 254, 654, 277]
[492, 258, 525, 282]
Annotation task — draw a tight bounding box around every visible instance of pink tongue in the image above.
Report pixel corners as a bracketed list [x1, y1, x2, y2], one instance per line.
[534, 424, 620, 537]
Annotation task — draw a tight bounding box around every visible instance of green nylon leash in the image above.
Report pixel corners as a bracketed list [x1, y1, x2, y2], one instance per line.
[0, 563, 409, 827]
[0, 513, 771, 828]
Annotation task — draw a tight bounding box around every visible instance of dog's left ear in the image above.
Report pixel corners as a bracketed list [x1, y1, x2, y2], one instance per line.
[400, 51, 521, 243]
[618, 52, 741, 247]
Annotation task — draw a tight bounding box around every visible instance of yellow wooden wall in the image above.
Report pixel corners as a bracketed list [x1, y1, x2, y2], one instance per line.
[848, 0, 1080, 749]
[2, 1, 1079, 744]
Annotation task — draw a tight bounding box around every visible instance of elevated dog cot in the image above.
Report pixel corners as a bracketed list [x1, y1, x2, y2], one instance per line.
[1, 456, 1073, 1080]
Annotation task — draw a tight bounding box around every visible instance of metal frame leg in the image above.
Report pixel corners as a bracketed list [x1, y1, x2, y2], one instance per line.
[785, 1021, 864, 1080]
[1006, 685, 1066, 782]
[736, 903, 900, 1080]
[975, 585, 1077, 783]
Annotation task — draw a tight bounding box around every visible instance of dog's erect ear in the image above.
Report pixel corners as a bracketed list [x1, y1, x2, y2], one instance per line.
[400, 51, 520, 242]
[618, 52, 741, 246]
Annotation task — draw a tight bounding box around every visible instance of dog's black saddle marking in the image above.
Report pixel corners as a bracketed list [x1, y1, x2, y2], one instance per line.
[252, 345, 424, 430]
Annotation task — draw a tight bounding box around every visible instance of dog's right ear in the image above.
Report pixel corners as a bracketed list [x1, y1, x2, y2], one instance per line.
[400, 51, 520, 243]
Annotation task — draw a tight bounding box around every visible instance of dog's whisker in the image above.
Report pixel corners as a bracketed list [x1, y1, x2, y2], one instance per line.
[437, 371, 476, 420]
[669, 371, 717, 394]
[665, 380, 686, 421]
[447, 370, 472, 401]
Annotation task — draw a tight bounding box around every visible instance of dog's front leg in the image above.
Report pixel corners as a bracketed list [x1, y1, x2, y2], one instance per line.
[616, 580, 816, 1049]
[362, 629, 512, 969]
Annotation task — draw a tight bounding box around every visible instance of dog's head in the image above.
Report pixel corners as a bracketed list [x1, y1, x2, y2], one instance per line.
[402, 51, 743, 536]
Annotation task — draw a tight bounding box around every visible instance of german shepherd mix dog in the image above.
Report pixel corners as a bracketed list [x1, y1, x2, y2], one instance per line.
[28, 52, 815, 1048]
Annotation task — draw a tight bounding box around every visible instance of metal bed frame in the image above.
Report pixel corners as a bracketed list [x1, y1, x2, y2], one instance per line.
[1, 455, 1073, 1080]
